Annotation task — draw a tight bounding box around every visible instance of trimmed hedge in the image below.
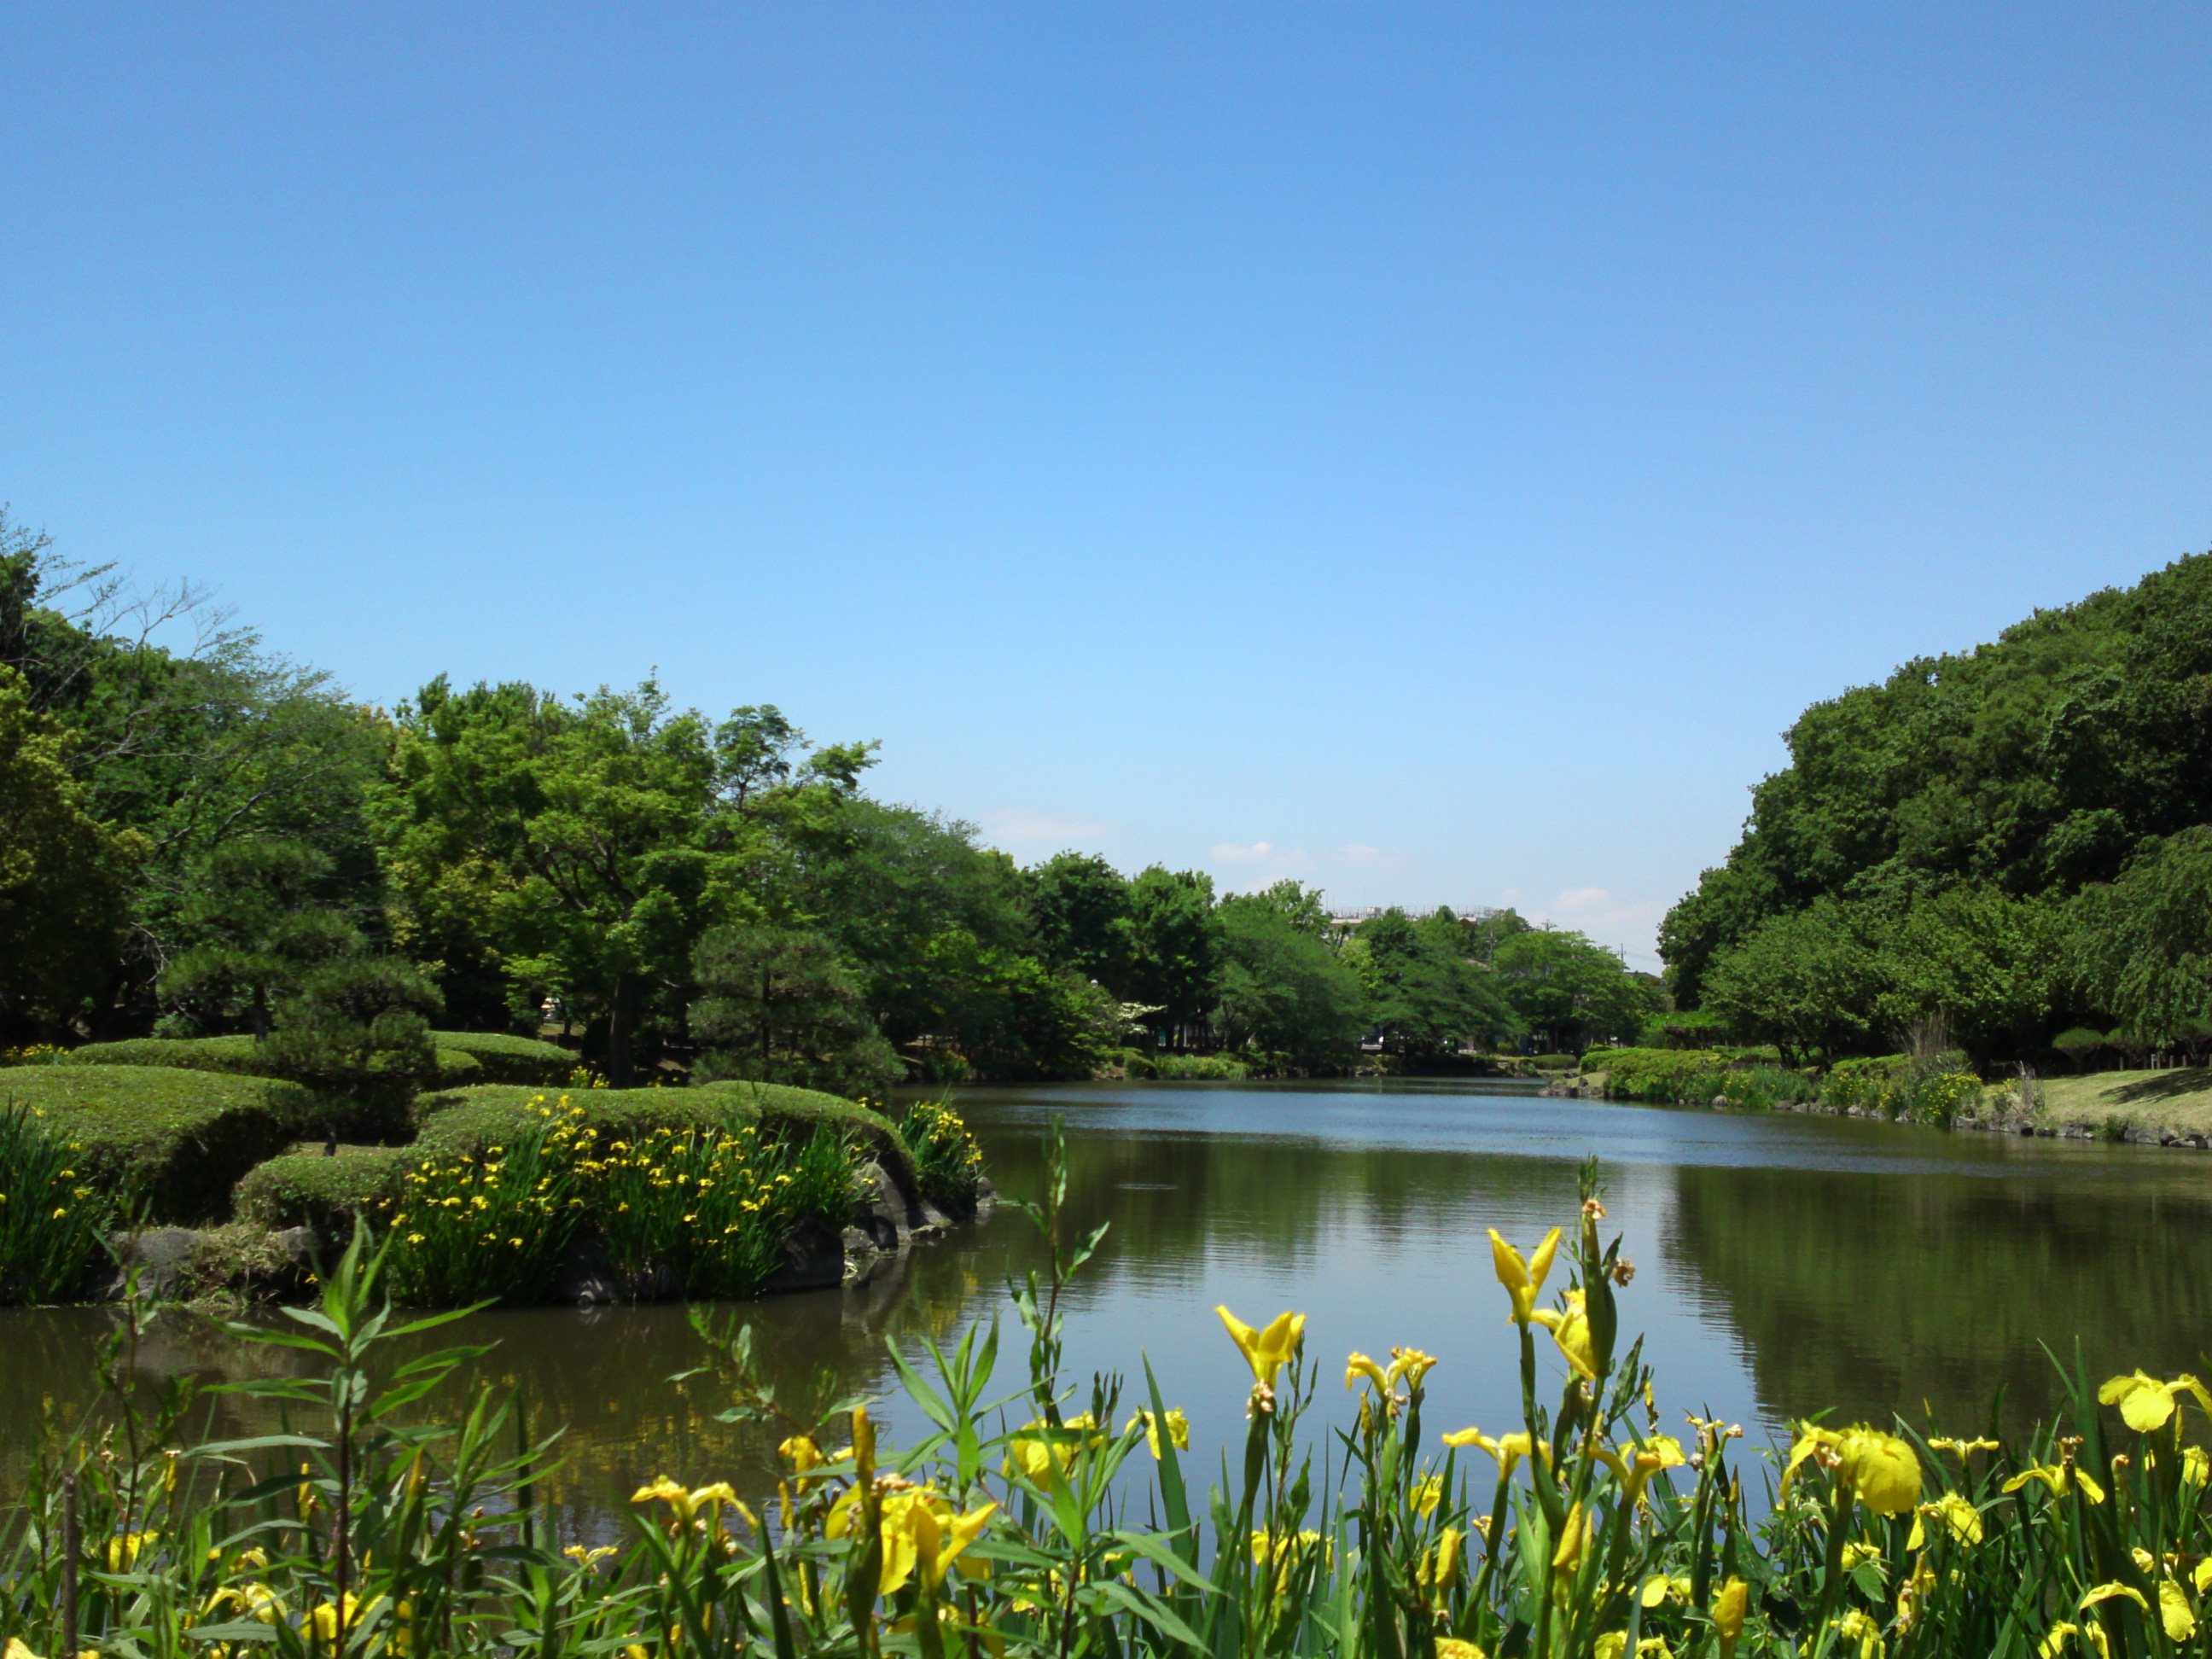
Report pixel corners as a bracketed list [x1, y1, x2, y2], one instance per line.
[0, 1065, 316, 1224]
[427, 1032, 576, 1086]
[65, 1036, 483, 1086]
[233, 1145, 413, 1237]
[236, 1081, 915, 1237]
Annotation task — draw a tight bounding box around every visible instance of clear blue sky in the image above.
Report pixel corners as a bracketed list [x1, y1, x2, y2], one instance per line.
[5, 3, 2208, 967]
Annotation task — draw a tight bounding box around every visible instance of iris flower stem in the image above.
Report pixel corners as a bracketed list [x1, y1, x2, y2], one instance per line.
[1808, 1472, 1855, 1657]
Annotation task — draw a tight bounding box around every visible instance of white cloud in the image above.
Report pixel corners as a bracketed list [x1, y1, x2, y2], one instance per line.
[977, 807, 1112, 847]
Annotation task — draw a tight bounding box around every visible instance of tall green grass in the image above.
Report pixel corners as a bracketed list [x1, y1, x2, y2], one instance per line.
[0, 1103, 111, 1306]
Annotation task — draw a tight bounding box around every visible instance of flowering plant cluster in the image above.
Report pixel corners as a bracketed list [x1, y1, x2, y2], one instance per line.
[380, 1095, 864, 1306]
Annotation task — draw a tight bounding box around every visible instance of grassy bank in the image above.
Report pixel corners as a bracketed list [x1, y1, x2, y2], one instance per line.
[2032, 1066, 2212, 1140]
[1580, 1046, 2212, 1145]
[3, 1141, 2202, 1659]
[0, 1037, 985, 1309]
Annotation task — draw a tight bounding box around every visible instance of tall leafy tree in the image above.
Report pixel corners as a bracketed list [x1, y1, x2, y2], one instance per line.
[0, 666, 143, 1039]
[1215, 887, 1366, 1060]
[1662, 550, 2212, 1010]
[3, 516, 387, 1027]
[690, 925, 900, 1098]
[2072, 827, 2212, 1047]
[1492, 926, 1651, 1052]
[373, 678, 863, 1083]
[159, 838, 362, 1038]
[1347, 907, 1519, 1056]
[1024, 853, 1134, 986]
[1122, 866, 1220, 1039]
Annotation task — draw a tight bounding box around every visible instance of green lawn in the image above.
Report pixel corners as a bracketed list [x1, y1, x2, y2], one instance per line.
[2035, 1066, 2212, 1138]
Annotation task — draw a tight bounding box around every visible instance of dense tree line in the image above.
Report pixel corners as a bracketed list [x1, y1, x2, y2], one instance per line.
[1661, 548, 2212, 1067]
[0, 517, 1655, 1083]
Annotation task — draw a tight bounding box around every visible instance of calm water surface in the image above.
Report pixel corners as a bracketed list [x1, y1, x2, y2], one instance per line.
[6, 1078, 2208, 1531]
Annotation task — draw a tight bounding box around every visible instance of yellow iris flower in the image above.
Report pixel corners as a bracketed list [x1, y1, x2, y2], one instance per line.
[2038, 1623, 2110, 1659]
[1551, 1502, 1592, 1581]
[1906, 1490, 1982, 1549]
[2000, 1462, 2106, 1505]
[1711, 1577, 1749, 1657]
[1488, 1227, 1563, 1325]
[1218, 1306, 1307, 1387]
[629, 1476, 757, 1534]
[1783, 1424, 1921, 1515]
[1125, 1408, 1190, 1458]
[1418, 1526, 1464, 1592]
[1435, 1640, 1486, 1659]
[1441, 1427, 1546, 1478]
[828, 1487, 997, 1597]
[1346, 1352, 1392, 1394]
[1531, 1289, 1598, 1382]
[2096, 1370, 2212, 1433]
[1390, 1347, 1438, 1388]
[1599, 1435, 1686, 1500]
[1928, 1435, 2000, 1459]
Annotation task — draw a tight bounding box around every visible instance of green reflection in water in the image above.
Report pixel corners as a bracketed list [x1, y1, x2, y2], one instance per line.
[1663, 1134, 2212, 1434]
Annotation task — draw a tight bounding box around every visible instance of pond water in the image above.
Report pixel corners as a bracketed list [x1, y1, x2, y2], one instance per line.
[6, 1077, 2209, 1534]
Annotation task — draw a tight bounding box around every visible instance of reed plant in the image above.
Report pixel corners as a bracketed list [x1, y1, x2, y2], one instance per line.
[0, 1102, 111, 1306]
[3, 1127, 2210, 1659]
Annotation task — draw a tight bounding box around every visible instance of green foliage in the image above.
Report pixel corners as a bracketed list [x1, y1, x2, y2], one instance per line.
[1820, 1053, 1986, 1124]
[900, 1097, 987, 1210]
[371, 677, 870, 1084]
[0, 663, 142, 1039]
[1348, 906, 1520, 1056]
[1491, 924, 1654, 1051]
[1633, 1008, 1731, 1048]
[155, 836, 361, 1038]
[65, 1033, 482, 1090]
[690, 924, 901, 1097]
[2072, 824, 2212, 1045]
[1025, 850, 1134, 984]
[1595, 1047, 1819, 1109]
[255, 955, 445, 1132]
[1125, 1051, 1254, 1080]
[2052, 1025, 2106, 1068]
[1121, 865, 1220, 1031]
[414, 1080, 916, 1190]
[1214, 888, 1366, 1060]
[3, 515, 389, 1035]
[1664, 550, 2212, 1063]
[381, 1103, 585, 1305]
[0, 1103, 112, 1304]
[1703, 886, 2073, 1064]
[1820, 1054, 1908, 1112]
[0, 1063, 312, 1222]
